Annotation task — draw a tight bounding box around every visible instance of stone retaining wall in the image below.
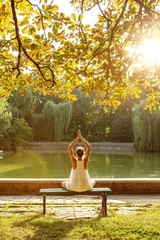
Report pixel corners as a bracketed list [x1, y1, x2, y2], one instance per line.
[23, 142, 134, 152]
[0, 178, 160, 195]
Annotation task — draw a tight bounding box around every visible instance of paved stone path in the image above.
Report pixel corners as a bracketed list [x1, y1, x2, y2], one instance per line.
[0, 194, 160, 219]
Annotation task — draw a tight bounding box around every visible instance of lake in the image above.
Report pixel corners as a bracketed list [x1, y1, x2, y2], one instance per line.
[0, 144, 160, 178]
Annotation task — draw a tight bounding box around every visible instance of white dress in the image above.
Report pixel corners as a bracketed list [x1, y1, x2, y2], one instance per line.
[66, 158, 94, 192]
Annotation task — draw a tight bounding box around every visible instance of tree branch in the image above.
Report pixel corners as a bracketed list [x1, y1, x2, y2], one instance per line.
[22, 46, 55, 86]
[77, 0, 129, 78]
[80, 0, 102, 12]
[26, 0, 47, 42]
[0, 68, 15, 78]
[11, 0, 22, 77]
[135, 0, 160, 30]
[81, 0, 84, 14]
[0, 37, 16, 51]
[97, 0, 110, 28]
[9, 0, 56, 86]
[106, 0, 128, 81]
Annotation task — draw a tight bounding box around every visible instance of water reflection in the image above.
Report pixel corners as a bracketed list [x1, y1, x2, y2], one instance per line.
[88, 153, 135, 178]
[0, 148, 160, 178]
[132, 152, 160, 178]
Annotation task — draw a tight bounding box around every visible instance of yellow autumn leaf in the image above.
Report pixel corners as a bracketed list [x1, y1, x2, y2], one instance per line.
[114, 0, 124, 7]
[84, 24, 90, 31]
[134, 90, 140, 98]
[110, 4, 117, 9]
[67, 93, 77, 101]
[112, 100, 121, 109]
[93, 100, 96, 106]
[71, 13, 76, 22]
[86, 91, 90, 97]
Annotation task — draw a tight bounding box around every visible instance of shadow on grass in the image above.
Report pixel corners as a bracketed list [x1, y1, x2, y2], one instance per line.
[3, 206, 160, 240]
[12, 214, 102, 240]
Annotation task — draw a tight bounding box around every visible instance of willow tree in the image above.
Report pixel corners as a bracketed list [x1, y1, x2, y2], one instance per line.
[133, 101, 160, 152]
[9, 90, 33, 121]
[8, 91, 72, 141]
[53, 102, 72, 141]
[1, 0, 160, 109]
[0, 97, 12, 146]
[32, 101, 72, 141]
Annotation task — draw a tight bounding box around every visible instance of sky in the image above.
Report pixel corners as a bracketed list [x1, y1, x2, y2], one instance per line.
[54, 0, 99, 26]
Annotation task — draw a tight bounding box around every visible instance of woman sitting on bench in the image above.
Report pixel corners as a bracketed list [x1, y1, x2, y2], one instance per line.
[62, 129, 95, 192]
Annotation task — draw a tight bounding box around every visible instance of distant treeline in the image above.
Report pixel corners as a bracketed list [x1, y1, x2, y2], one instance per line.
[0, 88, 160, 152]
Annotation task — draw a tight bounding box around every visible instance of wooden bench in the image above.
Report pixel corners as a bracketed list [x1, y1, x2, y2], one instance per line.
[39, 188, 111, 216]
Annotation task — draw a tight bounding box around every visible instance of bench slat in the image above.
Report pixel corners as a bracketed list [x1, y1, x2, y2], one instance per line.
[40, 188, 111, 196]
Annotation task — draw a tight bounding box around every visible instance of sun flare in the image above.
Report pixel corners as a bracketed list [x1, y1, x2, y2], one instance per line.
[140, 38, 160, 65]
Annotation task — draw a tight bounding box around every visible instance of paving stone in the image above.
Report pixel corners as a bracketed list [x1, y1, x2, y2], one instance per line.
[0, 195, 160, 219]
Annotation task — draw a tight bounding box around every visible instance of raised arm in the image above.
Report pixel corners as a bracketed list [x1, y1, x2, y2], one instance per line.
[68, 133, 79, 169]
[78, 130, 91, 169]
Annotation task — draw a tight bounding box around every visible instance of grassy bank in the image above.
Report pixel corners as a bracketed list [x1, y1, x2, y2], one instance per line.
[0, 203, 160, 239]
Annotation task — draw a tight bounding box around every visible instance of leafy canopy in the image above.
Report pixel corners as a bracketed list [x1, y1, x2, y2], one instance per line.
[0, 0, 160, 108]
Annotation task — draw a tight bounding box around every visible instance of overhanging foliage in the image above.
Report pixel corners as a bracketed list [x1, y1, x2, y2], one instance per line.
[0, 0, 160, 108]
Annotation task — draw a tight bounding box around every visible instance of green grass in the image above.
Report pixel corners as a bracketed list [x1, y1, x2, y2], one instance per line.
[0, 203, 160, 239]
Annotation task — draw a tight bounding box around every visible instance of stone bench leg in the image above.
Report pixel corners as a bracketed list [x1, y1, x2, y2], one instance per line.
[101, 193, 107, 216]
[43, 194, 46, 216]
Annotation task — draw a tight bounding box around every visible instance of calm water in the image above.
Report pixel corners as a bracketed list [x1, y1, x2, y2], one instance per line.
[0, 146, 160, 178]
